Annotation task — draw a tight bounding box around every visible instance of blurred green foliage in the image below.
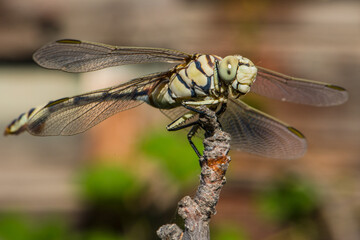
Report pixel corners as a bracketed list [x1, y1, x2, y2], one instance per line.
[76, 162, 155, 239]
[1, 129, 326, 240]
[0, 214, 68, 240]
[139, 128, 201, 187]
[212, 222, 249, 240]
[82, 230, 127, 240]
[0, 214, 128, 240]
[257, 175, 319, 223]
[78, 163, 145, 205]
[255, 175, 327, 239]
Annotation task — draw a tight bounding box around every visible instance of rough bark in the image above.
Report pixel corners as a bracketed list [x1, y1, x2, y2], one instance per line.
[157, 107, 231, 240]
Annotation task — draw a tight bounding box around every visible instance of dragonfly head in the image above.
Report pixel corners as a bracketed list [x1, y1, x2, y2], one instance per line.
[218, 55, 257, 95]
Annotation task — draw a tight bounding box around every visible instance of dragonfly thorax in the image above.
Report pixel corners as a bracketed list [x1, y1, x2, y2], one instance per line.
[218, 55, 257, 96]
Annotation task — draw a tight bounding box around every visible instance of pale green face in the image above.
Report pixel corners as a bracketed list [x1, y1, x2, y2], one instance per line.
[218, 55, 257, 95]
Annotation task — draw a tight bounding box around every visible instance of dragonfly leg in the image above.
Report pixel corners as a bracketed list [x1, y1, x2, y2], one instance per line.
[185, 104, 226, 159]
[181, 103, 212, 116]
[216, 102, 227, 116]
[183, 99, 220, 106]
[167, 119, 199, 132]
[168, 102, 227, 158]
[166, 111, 198, 131]
[187, 125, 202, 159]
[182, 102, 227, 119]
[165, 112, 202, 157]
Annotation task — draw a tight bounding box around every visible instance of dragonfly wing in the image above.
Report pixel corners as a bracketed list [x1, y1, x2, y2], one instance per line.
[220, 98, 307, 159]
[5, 72, 169, 136]
[33, 39, 192, 73]
[252, 66, 348, 106]
[160, 107, 192, 122]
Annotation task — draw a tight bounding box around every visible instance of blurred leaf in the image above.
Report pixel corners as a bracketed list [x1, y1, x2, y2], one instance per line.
[78, 163, 145, 204]
[0, 214, 68, 240]
[84, 230, 126, 240]
[139, 128, 200, 186]
[212, 222, 248, 240]
[257, 175, 318, 224]
[32, 219, 68, 240]
[0, 215, 32, 240]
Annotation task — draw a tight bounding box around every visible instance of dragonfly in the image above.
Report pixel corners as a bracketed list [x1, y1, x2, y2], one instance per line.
[4, 39, 348, 159]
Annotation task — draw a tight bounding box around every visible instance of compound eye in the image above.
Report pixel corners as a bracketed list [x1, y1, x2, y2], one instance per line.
[218, 56, 238, 82]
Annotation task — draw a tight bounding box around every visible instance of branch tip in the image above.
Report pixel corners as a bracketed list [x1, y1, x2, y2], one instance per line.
[157, 107, 231, 240]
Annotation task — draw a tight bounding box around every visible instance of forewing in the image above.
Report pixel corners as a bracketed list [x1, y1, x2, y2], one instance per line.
[220, 99, 307, 159]
[8, 72, 169, 136]
[33, 39, 192, 73]
[160, 107, 192, 122]
[252, 66, 348, 106]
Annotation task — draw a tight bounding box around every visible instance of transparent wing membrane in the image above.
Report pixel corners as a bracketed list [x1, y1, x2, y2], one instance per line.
[33, 39, 192, 73]
[252, 66, 348, 106]
[220, 99, 307, 159]
[23, 72, 169, 136]
[161, 100, 307, 159]
[160, 107, 193, 123]
[5, 39, 348, 160]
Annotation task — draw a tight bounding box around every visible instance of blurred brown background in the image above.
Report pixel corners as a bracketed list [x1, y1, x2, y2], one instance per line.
[0, 0, 359, 239]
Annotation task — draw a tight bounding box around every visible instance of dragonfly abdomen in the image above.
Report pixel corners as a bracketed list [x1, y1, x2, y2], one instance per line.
[4, 106, 42, 135]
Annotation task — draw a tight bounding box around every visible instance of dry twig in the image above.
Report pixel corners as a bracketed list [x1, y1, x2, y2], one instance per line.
[157, 107, 231, 240]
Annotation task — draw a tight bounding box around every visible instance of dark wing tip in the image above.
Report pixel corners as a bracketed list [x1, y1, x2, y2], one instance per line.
[32, 39, 82, 67]
[326, 84, 349, 105]
[326, 84, 346, 91]
[44, 97, 70, 108]
[56, 39, 82, 44]
[287, 126, 306, 139]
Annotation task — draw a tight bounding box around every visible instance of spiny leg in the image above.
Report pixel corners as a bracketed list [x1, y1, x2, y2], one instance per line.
[183, 99, 220, 107]
[187, 125, 202, 159]
[167, 102, 228, 157]
[167, 120, 199, 132]
[182, 102, 227, 125]
[214, 103, 227, 129]
[215, 102, 227, 116]
[181, 102, 213, 117]
[165, 109, 203, 157]
[185, 105, 227, 159]
[166, 111, 198, 131]
[182, 99, 226, 116]
[180, 104, 223, 158]
[181, 103, 228, 156]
